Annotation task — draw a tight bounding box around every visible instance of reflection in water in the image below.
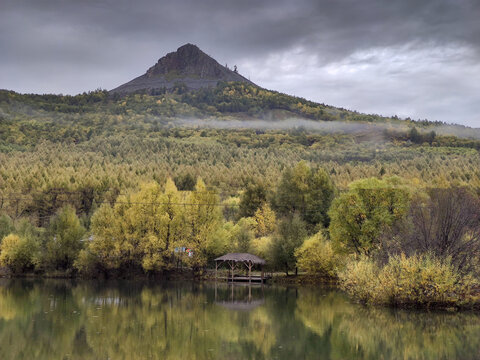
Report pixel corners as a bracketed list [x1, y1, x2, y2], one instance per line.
[214, 283, 265, 311]
[0, 279, 479, 360]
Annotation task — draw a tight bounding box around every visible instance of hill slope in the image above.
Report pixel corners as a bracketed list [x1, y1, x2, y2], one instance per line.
[111, 44, 254, 94]
[1, 66, 480, 226]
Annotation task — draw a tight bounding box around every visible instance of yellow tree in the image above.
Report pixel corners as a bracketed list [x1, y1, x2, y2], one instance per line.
[141, 179, 187, 271]
[0, 234, 39, 273]
[184, 178, 222, 270]
[82, 180, 187, 273]
[82, 203, 120, 270]
[253, 203, 276, 237]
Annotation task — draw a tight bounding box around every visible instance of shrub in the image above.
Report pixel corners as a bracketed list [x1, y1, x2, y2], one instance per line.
[295, 231, 341, 278]
[74, 248, 100, 276]
[377, 254, 476, 306]
[339, 254, 478, 307]
[0, 234, 40, 273]
[338, 257, 380, 303]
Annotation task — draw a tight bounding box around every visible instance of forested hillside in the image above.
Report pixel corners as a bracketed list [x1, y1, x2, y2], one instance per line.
[0, 85, 479, 203]
[1, 84, 479, 231]
[1, 83, 480, 307]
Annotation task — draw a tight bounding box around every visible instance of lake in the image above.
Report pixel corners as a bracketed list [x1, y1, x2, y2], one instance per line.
[0, 279, 479, 360]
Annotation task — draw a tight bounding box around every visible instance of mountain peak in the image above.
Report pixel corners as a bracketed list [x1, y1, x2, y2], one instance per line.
[111, 44, 254, 94]
[177, 43, 202, 55]
[145, 43, 216, 78]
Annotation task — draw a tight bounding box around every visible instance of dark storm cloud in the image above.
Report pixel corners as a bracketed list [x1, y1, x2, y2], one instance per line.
[1, 0, 479, 125]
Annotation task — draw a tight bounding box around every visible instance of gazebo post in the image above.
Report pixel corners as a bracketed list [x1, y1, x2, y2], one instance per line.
[215, 260, 218, 281]
[248, 260, 252, 284]
[261, 264, 264, 283]
[229, 260, 235, 282]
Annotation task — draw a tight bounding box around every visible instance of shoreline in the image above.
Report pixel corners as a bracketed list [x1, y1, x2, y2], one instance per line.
[2, 270, 479, 311]
[0, 269, 334, 284]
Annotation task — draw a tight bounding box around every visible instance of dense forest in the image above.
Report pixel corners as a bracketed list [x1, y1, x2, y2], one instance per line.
[1, 83, 480, 307]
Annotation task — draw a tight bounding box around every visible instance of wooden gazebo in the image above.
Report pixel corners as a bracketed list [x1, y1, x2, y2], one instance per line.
[214, 253, 267, 283]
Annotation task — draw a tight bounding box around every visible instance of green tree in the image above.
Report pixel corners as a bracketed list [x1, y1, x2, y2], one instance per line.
[206, 221, 237, 261]
[274, 162, 335, 229]
[0, 215, 14, 244]
[274, 161, 310, 216]
[174, 173, 196, 191]
[408, 127, 421, 143]
[304, 166, 336, 228]
[272, 214, 308, 275]
[45, 206, 86, 270]
[239, 182, 268, 218]
[329, 177, 411, 256]
[379, 166, 386, 177]
[234, 217, 255, 253]
[250, 236, 273, 264]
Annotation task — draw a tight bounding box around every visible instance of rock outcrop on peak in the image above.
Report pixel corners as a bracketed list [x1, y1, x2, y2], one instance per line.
[110, 44, 255, 94]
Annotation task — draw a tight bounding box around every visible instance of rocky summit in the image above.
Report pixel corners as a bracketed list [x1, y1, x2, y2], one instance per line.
[110, 44, 255, 94]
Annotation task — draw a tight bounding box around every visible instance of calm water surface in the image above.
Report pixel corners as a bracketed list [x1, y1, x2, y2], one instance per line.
[0, 279, 479, 360]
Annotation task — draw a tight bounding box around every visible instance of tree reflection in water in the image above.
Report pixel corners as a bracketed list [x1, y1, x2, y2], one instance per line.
[0, 279, 479, 360]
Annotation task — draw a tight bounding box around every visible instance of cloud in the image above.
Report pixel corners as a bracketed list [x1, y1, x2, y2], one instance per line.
[243, 43, 480, 125]
[0, 0, 479, 125]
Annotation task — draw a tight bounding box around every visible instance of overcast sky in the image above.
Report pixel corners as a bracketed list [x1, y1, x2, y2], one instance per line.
[1, 0, 479, 126]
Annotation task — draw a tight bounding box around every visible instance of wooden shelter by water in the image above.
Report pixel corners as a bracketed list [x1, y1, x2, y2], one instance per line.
[214, 253, 269, 283]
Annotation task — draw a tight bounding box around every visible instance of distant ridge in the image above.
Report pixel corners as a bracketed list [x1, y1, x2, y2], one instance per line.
[110, 44, 255, 94]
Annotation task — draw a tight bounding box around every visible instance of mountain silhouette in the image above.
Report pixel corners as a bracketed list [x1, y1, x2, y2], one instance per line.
[111, 43, 255, 94]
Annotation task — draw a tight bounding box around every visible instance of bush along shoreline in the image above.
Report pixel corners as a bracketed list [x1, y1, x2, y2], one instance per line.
[338, 254, 480, 310]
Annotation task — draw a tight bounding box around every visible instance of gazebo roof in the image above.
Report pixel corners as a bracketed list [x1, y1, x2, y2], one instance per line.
[214, 253, 266, 265]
